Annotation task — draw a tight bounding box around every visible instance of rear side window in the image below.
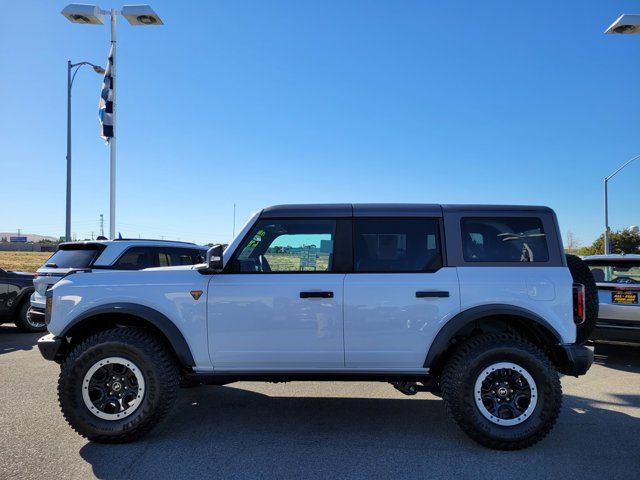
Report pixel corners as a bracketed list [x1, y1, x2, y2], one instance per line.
[354, 218, 442, 272]
[115, 247, 204, 269]
[45, 247, 102, 268]
[461, 217, 549, 263]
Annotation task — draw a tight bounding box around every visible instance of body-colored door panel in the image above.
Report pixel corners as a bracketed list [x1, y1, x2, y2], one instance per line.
[344, 268, 461, 368]
[207, 273, 345, 370]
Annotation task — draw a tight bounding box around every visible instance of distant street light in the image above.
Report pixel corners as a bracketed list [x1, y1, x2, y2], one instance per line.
[603, 155, 640, 254]
[62, 4, 163, 239]
[66, 61, 104, 242]
[605, 14, 640, 34]
[602, 15, 640, 254]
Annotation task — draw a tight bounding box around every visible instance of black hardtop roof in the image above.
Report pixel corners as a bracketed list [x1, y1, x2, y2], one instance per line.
[261, 203, 553, 218]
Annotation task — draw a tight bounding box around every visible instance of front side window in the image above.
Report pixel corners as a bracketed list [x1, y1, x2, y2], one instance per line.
[152, 248, 205, 267]
[461, 217, 549, 263]
[113, 247, 149, 269]
[354, 218, 442, 272]
[231, 220, 336, 273]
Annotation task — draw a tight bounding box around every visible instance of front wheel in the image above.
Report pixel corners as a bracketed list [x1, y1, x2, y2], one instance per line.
[440, 333, 562, 450]
[58, 328, 179, 443]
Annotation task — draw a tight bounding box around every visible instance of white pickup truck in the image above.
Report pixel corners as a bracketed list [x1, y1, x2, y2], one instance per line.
[38, 204, 596, 450]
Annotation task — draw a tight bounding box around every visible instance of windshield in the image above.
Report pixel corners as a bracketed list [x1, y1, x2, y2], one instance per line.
[44, 247, 102, 269]
[587, 261, 640, 285]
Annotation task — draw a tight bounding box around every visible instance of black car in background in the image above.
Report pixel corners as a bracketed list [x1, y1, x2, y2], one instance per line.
[0, 267, 39, 332]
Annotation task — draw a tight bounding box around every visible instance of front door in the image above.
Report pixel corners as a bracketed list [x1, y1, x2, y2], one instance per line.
[208, 218, 345, 370]
[344, 217, 461, 369]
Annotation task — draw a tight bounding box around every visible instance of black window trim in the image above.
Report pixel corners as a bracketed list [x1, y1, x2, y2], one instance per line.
[224, 216, 447, 274]
[350, 216, 445, 274]
[224, 217, 343, 274]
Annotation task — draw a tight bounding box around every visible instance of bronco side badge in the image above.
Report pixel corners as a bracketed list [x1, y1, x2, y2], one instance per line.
[190, 290, 203, 300]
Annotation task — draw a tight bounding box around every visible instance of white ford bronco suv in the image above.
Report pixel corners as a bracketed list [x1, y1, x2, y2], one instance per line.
[38, 204, 597, 450]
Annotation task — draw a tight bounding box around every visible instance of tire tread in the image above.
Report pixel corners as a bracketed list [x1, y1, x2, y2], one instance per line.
[58, 327, 179, 443]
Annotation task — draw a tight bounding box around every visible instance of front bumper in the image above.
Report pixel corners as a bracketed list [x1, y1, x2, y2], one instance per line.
[555, 344, 594, 377]
[37, 334, 64, 362]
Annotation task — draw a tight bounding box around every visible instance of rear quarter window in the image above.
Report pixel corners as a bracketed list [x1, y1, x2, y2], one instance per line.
[44, 247, 102, 268]
[461, 217, 549, 263]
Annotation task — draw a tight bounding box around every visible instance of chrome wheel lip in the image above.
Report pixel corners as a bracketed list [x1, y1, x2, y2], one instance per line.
[474, 361, 537, 427]
[26, 307, 45, 329]
[82, 357, 145, 421]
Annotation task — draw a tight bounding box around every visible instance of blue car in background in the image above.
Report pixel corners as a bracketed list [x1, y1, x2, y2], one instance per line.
[584, 254, 640, 344]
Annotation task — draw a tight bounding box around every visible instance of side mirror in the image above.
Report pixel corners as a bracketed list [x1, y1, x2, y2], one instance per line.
[206, 244, 224, 271]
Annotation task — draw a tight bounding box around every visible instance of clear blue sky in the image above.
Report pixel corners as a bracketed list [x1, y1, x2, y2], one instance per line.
[2, 1, 639, 246]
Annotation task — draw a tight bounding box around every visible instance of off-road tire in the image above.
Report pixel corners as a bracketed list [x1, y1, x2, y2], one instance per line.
[565, 254, 599, 344]
[440, 333, 562, 450]
[58, 327, 179, 443]
[14, 301, 46, 333]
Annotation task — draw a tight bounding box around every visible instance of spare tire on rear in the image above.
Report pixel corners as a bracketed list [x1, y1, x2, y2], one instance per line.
[565, 254, 599, 344]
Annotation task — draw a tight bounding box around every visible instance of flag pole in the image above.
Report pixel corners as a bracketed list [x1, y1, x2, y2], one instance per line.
[109, 9, 117, 239]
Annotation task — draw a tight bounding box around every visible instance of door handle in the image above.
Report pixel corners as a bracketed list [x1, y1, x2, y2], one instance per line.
[300, 291, 334, 299]
[416, 291, 449, 298]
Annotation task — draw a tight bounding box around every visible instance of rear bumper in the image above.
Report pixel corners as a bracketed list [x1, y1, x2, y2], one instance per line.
[592, 319, 640, 343]
[555, 344, 594, 377]
[30, 291, 45, 309]
[37, 334, 64, 362]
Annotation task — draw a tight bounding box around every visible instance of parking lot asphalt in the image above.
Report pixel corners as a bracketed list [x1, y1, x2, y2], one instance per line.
[1, 325, 639, 480]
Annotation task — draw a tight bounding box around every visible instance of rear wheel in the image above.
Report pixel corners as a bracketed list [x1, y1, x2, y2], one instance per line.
[440, 333, 562, 450]
[14, 302, 46, 333]
[58, 328, 179, 443]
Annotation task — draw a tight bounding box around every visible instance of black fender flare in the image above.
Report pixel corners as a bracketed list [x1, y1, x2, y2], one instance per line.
[424, 304, 563, 369]
[16, 287, 34, 305]
[61, 303, 195, 367]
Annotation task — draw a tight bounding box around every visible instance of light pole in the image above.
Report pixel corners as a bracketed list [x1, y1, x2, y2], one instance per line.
[66, 61, 104, 242]
[62, 4, 163, 239]
[603, 15, 640, 254]
[603, 155, 640, 254]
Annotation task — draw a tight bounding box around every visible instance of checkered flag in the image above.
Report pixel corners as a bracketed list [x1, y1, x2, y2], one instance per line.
[98, 44, 114, 141]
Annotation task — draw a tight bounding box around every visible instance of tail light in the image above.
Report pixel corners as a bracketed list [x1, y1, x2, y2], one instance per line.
[34, 273, 39, 279]
[573, 283, 586, 325]
[45, 290, 53, 325]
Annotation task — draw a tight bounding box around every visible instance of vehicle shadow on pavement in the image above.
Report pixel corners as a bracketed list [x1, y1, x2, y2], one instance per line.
[0, 325, 41, 355]
[592, 342, 640, 374]
[79, 383, 640, 480]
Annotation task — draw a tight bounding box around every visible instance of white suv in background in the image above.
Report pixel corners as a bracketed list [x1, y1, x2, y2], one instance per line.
[27, 239, 207, 331]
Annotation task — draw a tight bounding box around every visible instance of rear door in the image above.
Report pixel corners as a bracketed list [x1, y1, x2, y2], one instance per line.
[207, 218, 347, 370]
[344, 217, 461, 369]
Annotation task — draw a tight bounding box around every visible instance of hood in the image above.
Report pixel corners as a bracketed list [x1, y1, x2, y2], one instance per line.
[8, 271, 35, 279]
